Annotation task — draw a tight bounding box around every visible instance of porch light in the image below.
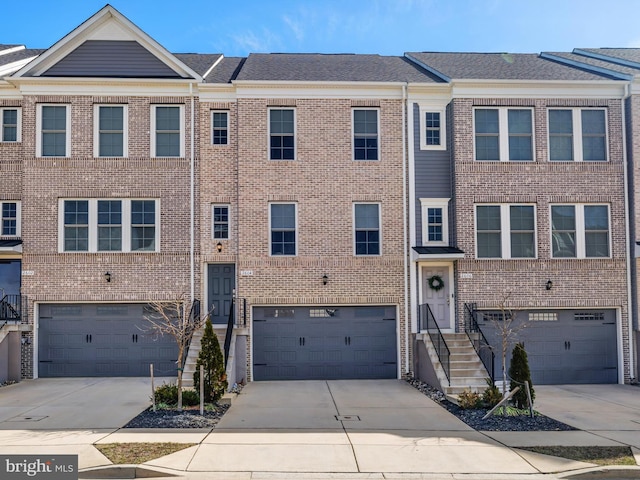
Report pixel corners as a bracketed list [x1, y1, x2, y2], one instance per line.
[216, 242, 223, 253]
[322, 274, 328, 286]
[545, 279, 553, 290]
[104, 272, 112, 283]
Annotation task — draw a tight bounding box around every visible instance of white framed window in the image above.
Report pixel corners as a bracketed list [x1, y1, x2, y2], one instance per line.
[353, 109, 379, 160]
[59, 199, 159, 253]
[1, 107, 20, 142]
[269, 108, 295, 160]
[211, 111, 229, 145]
[37, 104, 70, 157]
[550, 204, 610, 258]
[94, 104, 128, 157]
[269, 203, 297, 256]
[420, 107, 446, 150]
[420, 198, 449, 245]
[548, 108, 607, 162]
[475, 204, 536, 259]
[151, 105, 184, 157]
[474, 107, 534, 162]
[354, 203, 381, 255]
[0, 201, 20, 237]
[212, 204, 229, 239]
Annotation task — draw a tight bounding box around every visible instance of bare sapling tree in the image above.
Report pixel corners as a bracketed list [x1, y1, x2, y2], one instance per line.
[144, 293, 208, 411]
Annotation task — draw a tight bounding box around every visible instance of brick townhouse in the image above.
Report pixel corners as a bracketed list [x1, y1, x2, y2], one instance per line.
[0, 5, 637, 387]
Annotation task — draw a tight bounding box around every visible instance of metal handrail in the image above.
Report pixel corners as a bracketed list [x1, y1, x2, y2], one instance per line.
[464, 302, 495, 383]
[0, 294, 21, 321]
[181, 299, 201, 369]
[419, 302, 450, 384]
[223, 297, 235, 366]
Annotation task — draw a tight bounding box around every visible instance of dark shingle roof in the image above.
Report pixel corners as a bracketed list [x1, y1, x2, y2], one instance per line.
[174, 53, 222, 78]
[577, 48, 640, 67]
[205, 57, 245, 83]
[405, 52, 617, 81]
[0, 48, 45, 68]
[236, 53, 442, 83]
[542, 51, 639, 79]
[0, 44, 23, 51]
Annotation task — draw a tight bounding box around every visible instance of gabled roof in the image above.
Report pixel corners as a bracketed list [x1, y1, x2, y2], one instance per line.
[12, 4, 202, 81]
[575, 48, 640, 68]
[236, 53, 442, 83]
[203, 57, 245, 84]
[0, 48, 45, 75]
[541, 51, 638, 80]
[405, 52, 618, 81]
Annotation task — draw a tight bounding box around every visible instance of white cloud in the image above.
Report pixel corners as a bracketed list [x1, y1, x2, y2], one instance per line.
[283, 15, 304, 42]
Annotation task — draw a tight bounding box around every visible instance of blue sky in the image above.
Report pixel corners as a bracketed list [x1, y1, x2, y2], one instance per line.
[3, 0, 640, 56]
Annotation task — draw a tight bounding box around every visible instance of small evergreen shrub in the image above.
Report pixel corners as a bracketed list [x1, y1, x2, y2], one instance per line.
[481, 378, 503, 408]
[457, 389, 482, 409]
[153, 383, 199, 407]
[509, 342, 535, 409]
[193, 318, 228, 403]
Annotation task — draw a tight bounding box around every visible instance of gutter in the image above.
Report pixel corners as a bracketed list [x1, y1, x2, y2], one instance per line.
[189, 82, 195, 302]
[402, 83, 410, 376]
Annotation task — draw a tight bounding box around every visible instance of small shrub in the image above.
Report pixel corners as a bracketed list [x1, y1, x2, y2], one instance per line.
[181, 389, 200, 406]
[481, 378, 503, 408]
[194, 318, 228, 403]
[457, 389, 482, 409]
[509, 342, 535, 409]
[153, 383, 199, 407]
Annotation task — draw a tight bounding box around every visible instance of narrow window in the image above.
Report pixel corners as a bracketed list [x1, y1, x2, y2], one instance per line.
[425, 112, 441, 146]
[476, 205, 501, 258]
[213, 205, 229, 239]
[98, 106, 124, 157]
[509, 205, 535, 258]
[269, 109, 295, 160]
[154, 106, 181, 157]
[584, 205, 609, 257]
[427, 207, 443, 242]
[270, 203, 296, 255]
[131, 200, 156, 251]
[1, 202, 17, 236]
[354, 203, 380, 255]
[508, 109, 533, 161]
[582, 110, 606, 161]
[64, 200, 89, 251]
[549, 110, 574, 161]
[1, 109, 18, 142]
[41, 105, 67, 157]
[353, 109, 379, 160]
[212, 111, 228, 145]
[97, 200, 122, 251]
[475, 109, 499, 161]
[551, 205, 576, 257]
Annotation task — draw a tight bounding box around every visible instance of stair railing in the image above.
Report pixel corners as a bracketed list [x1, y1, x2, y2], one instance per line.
[223, 297, 235, 367]
[181, 299, 201, 369]
[0, 295, 22, 330]
[419, 302, 450, 384]
[464, 302, 495, 383]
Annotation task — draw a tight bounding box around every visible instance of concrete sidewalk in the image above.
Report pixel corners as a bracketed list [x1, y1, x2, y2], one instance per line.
[1, 379, 639, 479]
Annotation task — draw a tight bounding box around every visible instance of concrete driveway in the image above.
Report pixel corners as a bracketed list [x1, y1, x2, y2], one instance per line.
[0, 377, 164, 429]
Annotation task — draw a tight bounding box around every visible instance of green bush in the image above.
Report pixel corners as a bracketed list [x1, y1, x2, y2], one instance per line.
[482, 378, 503, 408]
[193, 318, 227, 403]
[509, 342, 535, 409]
[457, 389, 482, 409]
[153, 383, 199, 407]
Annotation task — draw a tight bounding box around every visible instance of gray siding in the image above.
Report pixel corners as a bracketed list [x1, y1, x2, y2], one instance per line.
[42, 40, 184, 78]
[413, 103, 452, 245]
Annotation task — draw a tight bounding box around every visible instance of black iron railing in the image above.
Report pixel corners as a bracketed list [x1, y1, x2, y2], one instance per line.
[224, 297, 235, 366]
[418, 302, 450, 384]
[0, 295, 22, 329]
[464, 302, 495, 383]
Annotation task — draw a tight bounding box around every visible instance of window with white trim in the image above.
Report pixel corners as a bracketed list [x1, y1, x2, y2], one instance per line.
[269, 108, 295, 160]
[60, 199, 159, 252]
[1, 108, 20, 142]
[95, 105, 127, 157]
[37, 104, 70, 157]
[420, 107, 446, 150]
[212, 204, 229, 239]
[551, 204, 610, 258]
[353, 109, 379, 160]
[270, 203, 296, 255]
[548, 108, 607, 161]
[474, 108, 534, 161]
[354, 203, 381, 255]
[211, 111, 228, 145]
[420, 198, 449, 245]
[151, 105, 184, 157]
[0, 201, 20, 237]
[476, 204, 536, 258]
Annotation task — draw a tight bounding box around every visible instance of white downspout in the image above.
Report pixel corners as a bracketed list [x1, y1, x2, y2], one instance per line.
[402, 84, 410, 376]
[622, 86, 636, 381]
[189, 83, 195, 302]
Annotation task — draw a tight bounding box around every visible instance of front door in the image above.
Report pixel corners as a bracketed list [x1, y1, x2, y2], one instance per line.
[207, 264, 235, 324]
[423, 265, 452, 331]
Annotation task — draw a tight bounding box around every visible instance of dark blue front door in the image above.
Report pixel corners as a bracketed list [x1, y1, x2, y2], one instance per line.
[207, 264, 235, 324]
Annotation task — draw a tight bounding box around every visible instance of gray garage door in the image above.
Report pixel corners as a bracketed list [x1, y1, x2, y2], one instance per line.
[478, 309, 617, 384]
[253, 305, 397, 381]
[39, 304, 178, 377]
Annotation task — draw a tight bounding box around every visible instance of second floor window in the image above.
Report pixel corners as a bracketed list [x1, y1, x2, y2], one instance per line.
[39, 105, 69, 157]
[1, 108, 19, 142]
[212, 111, 229, 145]
[269, 109, 295, 160]
[354, 203, 381, 255]
[212, 205, 229, 239]
[1, 202, 19, 236]
[353, 109, 379, 160]
[96, 105, 126, 157]
[475, 108, 533, 162]
[152, 105, 183, 157]
[476, 204, 536, 259]
[551, 204, 610, 258]
[270, 203, 296, 255]
[549, 108, 607, 162]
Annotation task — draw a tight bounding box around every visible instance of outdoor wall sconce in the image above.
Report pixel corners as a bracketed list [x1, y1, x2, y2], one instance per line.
[216, 242, 223, 253]
[545, 279, 553, 290]
[104, 272, 112, 283]
[322, 274, 328, 286]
